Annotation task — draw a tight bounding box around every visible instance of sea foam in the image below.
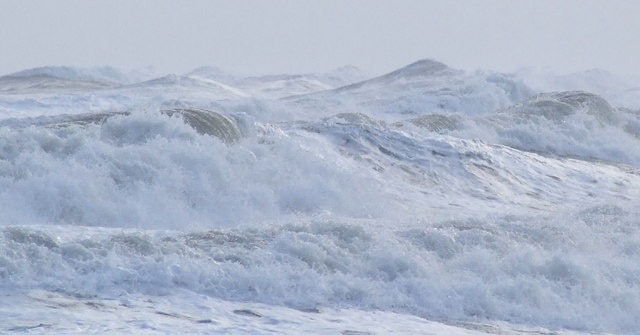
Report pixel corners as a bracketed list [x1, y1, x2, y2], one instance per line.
[0, 61, 639, 334]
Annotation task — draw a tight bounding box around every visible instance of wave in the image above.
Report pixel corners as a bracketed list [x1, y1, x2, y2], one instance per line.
[2, 205, 638, 333]
[496, 91, 616, 124]
[2, 59, 640, 334]
[481, 92, 640, 165]
[343, 59, 462, 88]
[285, 60, 534, 119]
[0, 111, 399, 228]
[1, 107, 638, 227]
[0, 66, 159, 95]
[0, 108, 243, 144]
[388, 90, 640, 166]
[3, 66, 128, 83]
[160, 108, 243, 143]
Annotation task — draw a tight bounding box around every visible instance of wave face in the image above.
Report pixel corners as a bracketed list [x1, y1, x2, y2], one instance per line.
[465, 91, 640, 165]
[1, 61, 639, 334]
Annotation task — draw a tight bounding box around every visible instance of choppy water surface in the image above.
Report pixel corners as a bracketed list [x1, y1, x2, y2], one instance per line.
[0, 60, 639, 334]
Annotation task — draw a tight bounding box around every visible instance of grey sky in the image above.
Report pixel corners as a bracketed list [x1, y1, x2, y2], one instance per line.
[1, 0, 639, 77]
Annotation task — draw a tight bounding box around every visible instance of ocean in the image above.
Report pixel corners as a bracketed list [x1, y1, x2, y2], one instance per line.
[0, 60, 638, 334]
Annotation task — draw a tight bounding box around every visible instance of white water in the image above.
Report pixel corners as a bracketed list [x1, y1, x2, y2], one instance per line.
[0, 61, 638, 334]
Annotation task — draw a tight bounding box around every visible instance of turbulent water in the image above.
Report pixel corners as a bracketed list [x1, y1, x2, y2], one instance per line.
[0, 60, 639, 334]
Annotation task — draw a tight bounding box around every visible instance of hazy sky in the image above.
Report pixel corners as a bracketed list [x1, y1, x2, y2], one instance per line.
[1, 0, 639, 77]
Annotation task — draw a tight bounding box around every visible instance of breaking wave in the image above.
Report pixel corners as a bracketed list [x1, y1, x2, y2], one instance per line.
[1, 61, 640, 334]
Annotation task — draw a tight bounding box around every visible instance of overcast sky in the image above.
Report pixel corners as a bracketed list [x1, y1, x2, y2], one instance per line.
[1, 0, 639, 77]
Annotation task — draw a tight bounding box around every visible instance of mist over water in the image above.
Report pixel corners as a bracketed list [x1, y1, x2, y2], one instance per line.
[0, 61, 639, 334]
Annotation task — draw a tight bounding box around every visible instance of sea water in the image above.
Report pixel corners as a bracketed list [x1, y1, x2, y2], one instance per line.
[0, 61, 638, 334]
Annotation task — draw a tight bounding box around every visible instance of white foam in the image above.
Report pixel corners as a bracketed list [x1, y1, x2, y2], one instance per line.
[1, 60, 639, 334]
